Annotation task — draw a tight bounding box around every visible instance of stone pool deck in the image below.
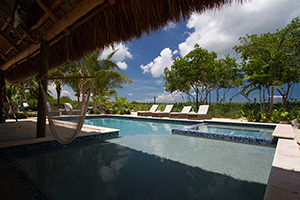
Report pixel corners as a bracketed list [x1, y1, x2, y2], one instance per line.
[1, 115, 300, 200]
[0, 118, 119, 149]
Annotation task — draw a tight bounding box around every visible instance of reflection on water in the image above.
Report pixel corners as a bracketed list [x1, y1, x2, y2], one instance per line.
[13, 139, 269, 200]
[83, 118, 194, 137]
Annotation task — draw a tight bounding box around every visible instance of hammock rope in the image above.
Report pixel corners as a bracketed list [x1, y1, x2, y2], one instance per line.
[39, 78, 94, 144]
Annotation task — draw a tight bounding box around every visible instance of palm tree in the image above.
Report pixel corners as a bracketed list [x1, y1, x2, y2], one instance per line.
[25, 76, 39, 109]
[48, 66, 70, 105]
[65, 49, 132, 111]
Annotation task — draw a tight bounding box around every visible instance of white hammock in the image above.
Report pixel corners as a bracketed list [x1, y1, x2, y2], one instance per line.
[40, 81, 93, 144]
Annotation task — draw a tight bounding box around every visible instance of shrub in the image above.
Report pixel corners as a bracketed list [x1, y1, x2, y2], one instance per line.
[27, 113, 38, 117]
[8, 113, 28, 119]
[89, 110, 95, 114]
[125, 109, 131, 114]
[112, 110, 118, 114]
[95, 110, 101, 114]
[105, 110, 111, 114]
[119, 110, 125, 115]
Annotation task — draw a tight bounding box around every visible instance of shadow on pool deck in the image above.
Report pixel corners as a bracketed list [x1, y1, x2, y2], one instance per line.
[264, 166, 300, 200]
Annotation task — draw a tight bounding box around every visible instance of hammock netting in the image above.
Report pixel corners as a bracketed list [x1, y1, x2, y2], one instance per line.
[40, 80, 93, 144]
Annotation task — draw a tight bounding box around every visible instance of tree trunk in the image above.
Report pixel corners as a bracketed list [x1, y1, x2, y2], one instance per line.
[270, 87, 274, 112]
[259, 88, 262, 113]
[56, 84, 61, 105]
[262, 87, 266, 113]
[196, 88, 199, 111]
[216, 88, 219, 105]
[0, 70, 5, 123]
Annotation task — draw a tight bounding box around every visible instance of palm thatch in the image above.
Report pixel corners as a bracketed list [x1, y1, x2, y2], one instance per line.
[0, 0, 242, 82]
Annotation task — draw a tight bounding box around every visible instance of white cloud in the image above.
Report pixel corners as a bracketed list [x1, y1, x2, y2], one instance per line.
[48, 83, 56, 97]
[128, 93, 133, 96]
[116, 61, 128, 70]
[135, 92, 185, 103]
[61, 90, 73, 99]
[140, 48, 177, 77]
[101, 43, 132, 69]
[155, 80, 163, 85]
[178, 0, 300, 59]
[155, 92, 185, 102]
[163, 22, 176, 31]
[47, 83, 76, 100]
[136, 97, 153, 103]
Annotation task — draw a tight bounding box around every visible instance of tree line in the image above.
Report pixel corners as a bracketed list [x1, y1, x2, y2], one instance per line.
[164, 17, 300, 114]
[6, 49, 131, 114]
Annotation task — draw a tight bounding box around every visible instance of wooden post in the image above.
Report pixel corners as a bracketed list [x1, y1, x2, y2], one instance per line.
[36, 39, 49, 138]
[0, 70, 5, 123]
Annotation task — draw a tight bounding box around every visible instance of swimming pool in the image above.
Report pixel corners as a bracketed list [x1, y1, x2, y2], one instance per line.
[4, 116, 276, 199]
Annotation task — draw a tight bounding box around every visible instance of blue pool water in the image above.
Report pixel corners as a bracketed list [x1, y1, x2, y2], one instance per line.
[65, 116, 197, 137]
[6, 116, 276, 199]
[12, 137, 275, 200]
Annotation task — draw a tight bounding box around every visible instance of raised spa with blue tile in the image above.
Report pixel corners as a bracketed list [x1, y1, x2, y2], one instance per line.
[172, 121, 276, 146]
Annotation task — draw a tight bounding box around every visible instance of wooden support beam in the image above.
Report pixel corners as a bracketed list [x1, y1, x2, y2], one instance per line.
[1, 0, 105, 71]
[5, 47, 13, 55]
[18, 27, 39, 44]
[108, 0, 116, 5]
[29, 0, 64, 32]
[0, 32, 19, 53]
[35, 0, 71, 35]
[37, 76, 96, 81]
[0, 70, 5, 123]
[0, 52, 8, 62]
[43, 0, 105, 41]
[0, 17, 11, 32]
[36, 39, 49, 138]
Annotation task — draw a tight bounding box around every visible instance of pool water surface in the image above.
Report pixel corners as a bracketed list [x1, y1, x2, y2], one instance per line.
[71, 116, 197, 137]
[9, 116, 276, 199]
[12, 136, 275, 200]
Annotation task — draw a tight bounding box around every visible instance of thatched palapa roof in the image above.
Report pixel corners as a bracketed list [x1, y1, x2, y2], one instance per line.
[0, 0, 241, 82]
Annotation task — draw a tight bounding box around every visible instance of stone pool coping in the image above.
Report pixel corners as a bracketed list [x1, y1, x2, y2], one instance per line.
[0, 121, 119, 152]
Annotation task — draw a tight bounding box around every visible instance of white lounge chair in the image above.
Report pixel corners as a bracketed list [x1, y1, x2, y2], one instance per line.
[169, 106, 192, 119]
[137, 104, 159, 116]
[151, 105, 174, 117]
[187, 105, 212, 120]
[63, 103, 82, 115]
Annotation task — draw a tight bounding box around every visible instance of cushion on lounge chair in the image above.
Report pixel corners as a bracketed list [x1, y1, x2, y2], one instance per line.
[187, 105, 212, 120]
[64, 103, 73, 111]
[169, 106, 192, 119]
[152, 105, 174, 117]
[198, 105, 209, 114]
[137, 105, 159, 116]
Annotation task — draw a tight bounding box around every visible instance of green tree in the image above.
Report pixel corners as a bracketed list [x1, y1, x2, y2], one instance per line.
[164, 44, 217, 110]
[113, 96, 129, 111]
[233, 17, 300, 112]
[215, 55, 242, 104]
[65, 49, 132, 111]
[48, 65, 70, 105]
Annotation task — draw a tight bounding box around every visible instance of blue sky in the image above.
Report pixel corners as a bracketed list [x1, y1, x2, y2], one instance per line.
[50, 0, 300, 103]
